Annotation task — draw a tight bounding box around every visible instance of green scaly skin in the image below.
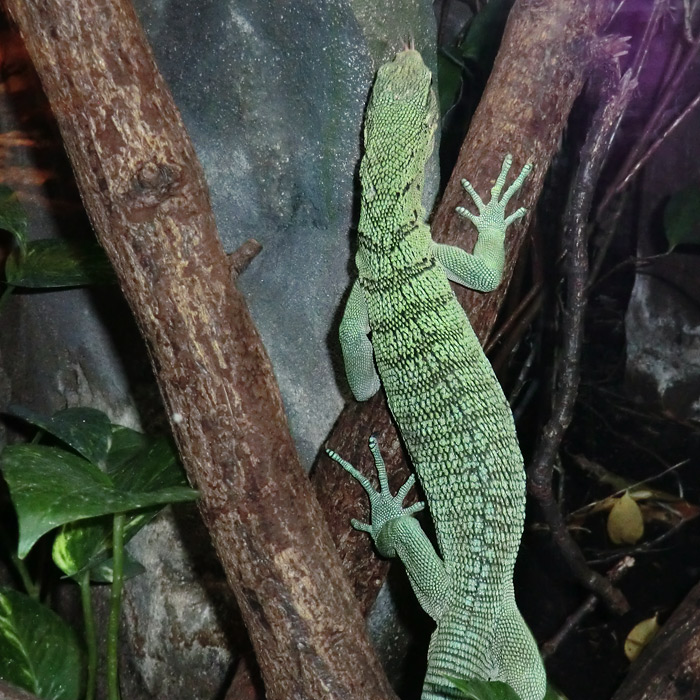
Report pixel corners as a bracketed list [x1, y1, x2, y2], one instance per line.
[326, 51, 546, 700]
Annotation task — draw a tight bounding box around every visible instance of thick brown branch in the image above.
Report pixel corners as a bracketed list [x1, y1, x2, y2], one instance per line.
[2, 1, 396, 698]
[431, 0, 612, 340]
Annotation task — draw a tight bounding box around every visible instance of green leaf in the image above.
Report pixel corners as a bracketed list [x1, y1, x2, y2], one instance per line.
[0, 588, 82, 700]
[88, 552, 146, 583]
[8, 405, 112, 466]
[5, 239, 115, 288]
[459, 0, 515, 68]
[0, 186, 28, 255]
[663, 185, 700, 250]
[437, 51, 467, 117]
[447, 677, 522, 700]
[107, 434, 184, 492]
[1, 444, 198, 558]
[52, 514, 153, 580]
[52, 428, 191, 578]
[104, 425, 151, 470]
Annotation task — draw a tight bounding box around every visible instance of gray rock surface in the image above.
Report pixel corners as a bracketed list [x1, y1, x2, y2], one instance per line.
[624, 111, 700, 420]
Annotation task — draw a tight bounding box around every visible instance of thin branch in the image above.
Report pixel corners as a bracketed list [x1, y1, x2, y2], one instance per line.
[599, 19, 700, 213]
[541, 556, 635, 659]
[484, 283, 542, 356]
[605, 86, 700, 198]
[588, 519, 688, 566]
[489, 287, 543, 375]
[228, 238, 262, 279]
[527, 71, 638, 615]
[628, 0, 667, 84]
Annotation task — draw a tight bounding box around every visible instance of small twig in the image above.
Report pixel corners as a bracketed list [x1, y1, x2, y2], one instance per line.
[684, 0, 700, 41]
[484, 283, 542, 356]
[0, 131, 38, 147]
[589, 249, 676, 290]
[605, 87, 700, 200]
[510, 342, 540, 418]
[588, 519, 688, 565]
[487, 223, 546, 373]
[580, 400, 678, 471]
[628, 0, 667, 84]
[571, 455, 690, 501]
[490, 288, 543, 375]
[609, 0, 631, 23]
[595, 386, 700, 429]
[541, 556, 635, 659]
[599, 22, 700, 214]
[228, 238, 262, 280]
[527, 72, 637, 615]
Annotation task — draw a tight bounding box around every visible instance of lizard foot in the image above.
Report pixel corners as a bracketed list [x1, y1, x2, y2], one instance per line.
[326, 435, 424, 556]
[456, 154, 532, 239]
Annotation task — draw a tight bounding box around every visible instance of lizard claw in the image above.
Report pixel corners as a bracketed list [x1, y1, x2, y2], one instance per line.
[326, 436, 423, 548]
[455, 155, 532, 239]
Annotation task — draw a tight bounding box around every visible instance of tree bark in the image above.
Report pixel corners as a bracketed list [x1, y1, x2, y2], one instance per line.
[610, 580, 700, 700]
[432, 0, 611, 338]
[1, 1, 396, 699]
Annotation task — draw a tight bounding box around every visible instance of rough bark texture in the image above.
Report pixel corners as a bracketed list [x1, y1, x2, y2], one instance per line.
[610, 580, 700, 700]
[432, 0, 611, 341]
[1, 1, 396, 699]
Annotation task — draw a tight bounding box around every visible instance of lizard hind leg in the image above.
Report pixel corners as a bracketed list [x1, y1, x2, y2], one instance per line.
[491, 584, 547, 700]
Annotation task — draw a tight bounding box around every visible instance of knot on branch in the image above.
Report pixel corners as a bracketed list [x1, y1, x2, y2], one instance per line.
[128, 161, 179, 210]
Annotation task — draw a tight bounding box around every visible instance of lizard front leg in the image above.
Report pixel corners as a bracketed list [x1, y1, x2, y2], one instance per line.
[338, 280, 381, 401]
[327, 437, 450, 621]
[432, 154, 531, 292]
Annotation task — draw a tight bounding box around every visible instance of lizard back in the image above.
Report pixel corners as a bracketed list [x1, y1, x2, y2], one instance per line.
[342, 49, 546, 700]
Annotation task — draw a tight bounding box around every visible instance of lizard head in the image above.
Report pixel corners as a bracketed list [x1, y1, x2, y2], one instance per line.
[358, 50, 438, 253]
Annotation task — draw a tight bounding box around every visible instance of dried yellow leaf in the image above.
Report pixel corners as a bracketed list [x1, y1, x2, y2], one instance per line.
[607, 491, 644, 545]
[624, 614, 660, 661]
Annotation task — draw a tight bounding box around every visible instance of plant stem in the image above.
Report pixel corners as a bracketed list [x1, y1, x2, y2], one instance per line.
[527, 72, 636, 615]
[12, 552, 38, 599]
[0, 527, 38, 599]
[0, 283, 15, 315]
[79, 569, 97, 700]
[107, 513, 125, 700]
